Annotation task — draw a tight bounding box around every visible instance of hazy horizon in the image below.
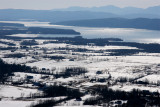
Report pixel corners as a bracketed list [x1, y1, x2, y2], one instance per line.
[0, 0, 160, 10]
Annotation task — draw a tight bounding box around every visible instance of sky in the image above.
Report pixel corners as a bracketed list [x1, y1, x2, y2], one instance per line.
[0, 0, 160, 10]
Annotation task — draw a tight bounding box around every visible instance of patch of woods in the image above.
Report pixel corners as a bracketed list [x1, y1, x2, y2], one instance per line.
[0, 25, 80, 36]
[0, 41, 16, 46]
[115, 77, 133, 83]
[115, 76, 160, 86]
[107, 42, 160, 53]
[30, 98, 69, 107]
[108, 49, 140, 56]
[84, 86, 160, 107]
[44, 85, 83, 98]
[4, 53, 25, 58]
[0, 46, 16, 50]
[50, 47, 89, 53]
[29, 67, 88, 79]
[20, 40, 39, 46]
[54, 67, 88, 78]
[0, 59, 31, 83]
[29, 85, 83, 98]
[30, 85, 84, 107]
[27, 27, 80, 35]
[135, 79, 160, 86]
[43, 55, 65, 60]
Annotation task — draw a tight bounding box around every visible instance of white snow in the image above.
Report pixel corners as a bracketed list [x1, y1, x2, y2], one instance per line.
[0, 101, 34, 107]
[0, 85, 39, 98]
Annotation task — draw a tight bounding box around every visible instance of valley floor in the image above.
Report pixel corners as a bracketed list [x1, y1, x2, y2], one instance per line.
[0, 37, 160, 107]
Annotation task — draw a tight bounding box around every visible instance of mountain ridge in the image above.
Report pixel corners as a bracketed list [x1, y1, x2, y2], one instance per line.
[52, 5, 160, 15]
[0, 6, 159, 23]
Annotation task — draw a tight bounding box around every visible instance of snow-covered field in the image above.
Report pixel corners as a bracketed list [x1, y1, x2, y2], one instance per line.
[0, 38, 160, 107]
[0, 85, 39, 98]
[0, 100, 34, 107]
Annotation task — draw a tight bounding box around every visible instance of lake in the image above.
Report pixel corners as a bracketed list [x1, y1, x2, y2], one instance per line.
[1, 21, 160, 43]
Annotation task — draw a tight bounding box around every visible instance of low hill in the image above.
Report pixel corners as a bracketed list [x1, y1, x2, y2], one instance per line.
[0, 9, 118, 22]
[55, 18, 160, 30]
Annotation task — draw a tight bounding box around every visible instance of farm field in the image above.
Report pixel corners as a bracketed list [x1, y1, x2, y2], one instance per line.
[0, 36, 160, 106]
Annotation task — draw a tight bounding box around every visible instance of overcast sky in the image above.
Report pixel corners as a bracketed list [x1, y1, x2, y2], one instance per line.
[0, 0, 160, 10]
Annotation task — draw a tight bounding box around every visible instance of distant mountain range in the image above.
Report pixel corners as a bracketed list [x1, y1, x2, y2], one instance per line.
[55, 18, 160, 30]
[53, 5, 160, 15]
[0, 5, 159, 23]
[52, 5, 160, 19]
[0, 9, 118, 22]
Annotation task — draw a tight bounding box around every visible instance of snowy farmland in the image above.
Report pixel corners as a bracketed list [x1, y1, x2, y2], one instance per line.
[0, 37, 160, 107]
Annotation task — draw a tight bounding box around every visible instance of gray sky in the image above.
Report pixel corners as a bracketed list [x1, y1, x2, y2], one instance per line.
[0, 0, 160, 10]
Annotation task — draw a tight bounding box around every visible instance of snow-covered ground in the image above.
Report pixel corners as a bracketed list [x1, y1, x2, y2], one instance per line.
[0, 100, 34, 107]
[137, 74, 160, 84]
[0, 85, 39, 98]
[1, 38, 160, 107]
